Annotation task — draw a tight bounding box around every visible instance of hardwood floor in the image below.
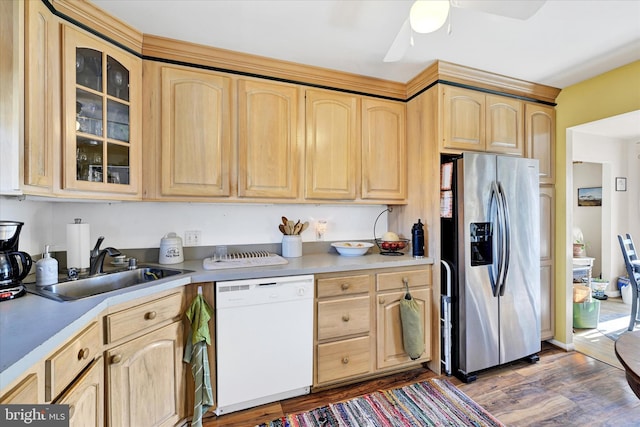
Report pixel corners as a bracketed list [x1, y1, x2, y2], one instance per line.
[202, 340, 640, 427]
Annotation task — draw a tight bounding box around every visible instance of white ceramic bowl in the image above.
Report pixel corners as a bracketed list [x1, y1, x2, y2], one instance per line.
[331, 241, 374, 256]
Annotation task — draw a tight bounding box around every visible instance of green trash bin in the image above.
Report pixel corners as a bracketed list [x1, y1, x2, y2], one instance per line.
[573, 300, 600, 329]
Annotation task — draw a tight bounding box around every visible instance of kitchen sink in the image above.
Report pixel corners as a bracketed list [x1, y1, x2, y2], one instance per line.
[26, 266, 193, 302]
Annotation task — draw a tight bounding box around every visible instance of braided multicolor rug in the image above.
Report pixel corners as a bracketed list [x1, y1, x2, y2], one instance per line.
[258, 378, 503, 427]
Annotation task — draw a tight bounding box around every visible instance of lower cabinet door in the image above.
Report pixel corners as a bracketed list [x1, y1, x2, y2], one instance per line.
[55, 357, 104, 427]
[376, 288, 431, 369]
[106, 322, 184, 427]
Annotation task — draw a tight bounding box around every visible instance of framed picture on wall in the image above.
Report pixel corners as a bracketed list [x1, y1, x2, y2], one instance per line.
[577, 187, 602, 206]
[616, 177, 627, 192]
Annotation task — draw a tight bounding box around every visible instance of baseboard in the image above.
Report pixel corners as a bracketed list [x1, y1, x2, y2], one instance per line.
[546, 339, 575, 352]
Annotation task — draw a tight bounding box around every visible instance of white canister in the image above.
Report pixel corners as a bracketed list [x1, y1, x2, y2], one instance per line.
[159, 232, 184, 264]
[282, 235, 302, 258]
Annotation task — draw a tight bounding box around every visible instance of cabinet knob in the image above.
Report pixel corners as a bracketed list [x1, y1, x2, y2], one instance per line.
[68, 405, 75, 419]
[379, 298, 385, 305]
[111, 354, 122, 364]
[77, 347, 90, 360]
[341, 283, 350, 291]
[145, 311, 157, 320]
[342, 314, 350, 322]
[341, 357, 349, 364]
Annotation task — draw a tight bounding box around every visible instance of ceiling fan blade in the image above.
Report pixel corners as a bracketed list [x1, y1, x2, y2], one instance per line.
[451, 0, 546, 20]
[383, 18, 412, 63]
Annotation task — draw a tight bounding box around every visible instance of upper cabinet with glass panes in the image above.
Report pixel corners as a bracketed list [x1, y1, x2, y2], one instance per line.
[63, 25, 141, 197]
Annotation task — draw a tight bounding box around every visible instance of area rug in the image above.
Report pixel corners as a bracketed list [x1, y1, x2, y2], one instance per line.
[257, 378, 503, 427]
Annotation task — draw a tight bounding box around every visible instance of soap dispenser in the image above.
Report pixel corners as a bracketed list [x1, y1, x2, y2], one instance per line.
[36, 245, 58, 286]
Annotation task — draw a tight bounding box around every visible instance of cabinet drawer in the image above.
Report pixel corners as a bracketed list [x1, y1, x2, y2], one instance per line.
[317, 275, 370, 298]
[317, 336, 371, 384]
[46, 322, 101, 401]
[376, 269, 431, 292]
[0, 373, 39, 404]
[317, 296, 369, 340]
[105, 292, 183, 343]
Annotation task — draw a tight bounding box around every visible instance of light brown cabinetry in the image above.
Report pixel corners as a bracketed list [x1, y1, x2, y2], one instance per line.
[45, 321, 102, 402]
[539, 186, 555, 340]
[361, 98, 407, 200]
[441, 86, 524, 156]
[157, 66, 232, 197]
[376, 270, 432, 369]
[23, 0, 60, 192]
[526, 103, 556, 184]
[104, 290, 186, 427]
[315, 274, 373, 386]
[106, 321, 184, 427]
[305, 90, 359, 200]
[61, 24, 141, 197]
[0, 372, 41, 404]
[314, 266, 432, 388]
[238, 79, 302, 199]
[0, 323, 101, 408]
[55, 357, 104, 427]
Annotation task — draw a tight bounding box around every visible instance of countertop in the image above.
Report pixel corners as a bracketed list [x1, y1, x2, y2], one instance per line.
[0, 252, 432, 391]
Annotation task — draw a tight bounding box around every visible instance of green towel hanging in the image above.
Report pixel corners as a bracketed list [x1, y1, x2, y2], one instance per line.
[399, 278, 425, 360]
[184, 292, 215, 427]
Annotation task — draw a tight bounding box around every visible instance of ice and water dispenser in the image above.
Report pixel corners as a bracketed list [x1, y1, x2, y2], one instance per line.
[470, 222, 493, 266]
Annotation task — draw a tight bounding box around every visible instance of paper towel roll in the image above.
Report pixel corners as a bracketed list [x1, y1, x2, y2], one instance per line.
[66, 221, 90, 269]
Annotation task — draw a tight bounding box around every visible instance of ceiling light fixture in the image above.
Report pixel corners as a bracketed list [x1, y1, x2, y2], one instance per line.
[409, 0, 451, 34]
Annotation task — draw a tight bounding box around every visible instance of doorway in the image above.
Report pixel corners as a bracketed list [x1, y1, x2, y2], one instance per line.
[565, 110, 640, 361]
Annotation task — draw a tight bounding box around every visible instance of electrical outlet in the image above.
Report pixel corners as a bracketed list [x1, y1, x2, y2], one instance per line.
[185, 230, 202, 246]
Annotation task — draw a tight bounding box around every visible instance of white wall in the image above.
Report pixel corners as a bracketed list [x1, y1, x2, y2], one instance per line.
[572, 131, 639, 285]
[573, 162, 602, 275]
[0, 197, 393, 256]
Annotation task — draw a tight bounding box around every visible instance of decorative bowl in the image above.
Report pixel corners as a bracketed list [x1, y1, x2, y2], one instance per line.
[375, 238, 410, 255]
[331, 242, 374, 256]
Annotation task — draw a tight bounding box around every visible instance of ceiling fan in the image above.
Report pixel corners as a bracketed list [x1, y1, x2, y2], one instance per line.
[383, 0, 547, 62]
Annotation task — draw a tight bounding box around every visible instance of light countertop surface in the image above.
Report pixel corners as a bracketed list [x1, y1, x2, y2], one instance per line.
[0, 252, 432, 390]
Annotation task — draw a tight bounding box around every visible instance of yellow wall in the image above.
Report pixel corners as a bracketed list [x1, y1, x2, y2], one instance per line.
[554, 60, 640, 344]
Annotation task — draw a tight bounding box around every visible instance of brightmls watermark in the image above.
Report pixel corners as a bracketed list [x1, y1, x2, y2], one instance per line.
[1, 405, 69, 426]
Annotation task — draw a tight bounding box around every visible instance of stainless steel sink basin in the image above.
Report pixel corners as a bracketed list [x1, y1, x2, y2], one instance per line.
[26, 266, 192, 302]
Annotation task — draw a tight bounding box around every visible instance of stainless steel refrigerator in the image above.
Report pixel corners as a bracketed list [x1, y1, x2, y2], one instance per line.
[441, 152, 540, 383]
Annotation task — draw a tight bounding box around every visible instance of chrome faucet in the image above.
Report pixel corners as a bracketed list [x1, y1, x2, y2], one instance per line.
[89, 236, 122, 276]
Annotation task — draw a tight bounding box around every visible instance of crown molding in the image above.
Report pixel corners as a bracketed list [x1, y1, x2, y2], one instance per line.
[408, 60, 560, 104]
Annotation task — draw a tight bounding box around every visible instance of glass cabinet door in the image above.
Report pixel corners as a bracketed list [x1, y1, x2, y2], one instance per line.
[64, 26, 140, 195]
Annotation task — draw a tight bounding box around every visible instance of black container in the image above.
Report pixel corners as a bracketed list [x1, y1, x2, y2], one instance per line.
[411, 219, 425, 258]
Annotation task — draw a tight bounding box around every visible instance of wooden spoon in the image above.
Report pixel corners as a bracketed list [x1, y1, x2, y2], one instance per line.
[293, 222, 303, 235]
[300, 221, 309, 233]
[279, 224, 286, 235]
[286, 220, 295, 235]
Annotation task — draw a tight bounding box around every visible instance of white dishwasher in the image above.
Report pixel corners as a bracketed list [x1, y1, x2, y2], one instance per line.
[214, 274, 314, 415]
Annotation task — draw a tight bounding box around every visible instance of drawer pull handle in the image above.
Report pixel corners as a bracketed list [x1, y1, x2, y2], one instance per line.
[341, 283, 350, 291]
[145, 311, 157, 320]
[111, 354, 122, 364]
[342, 314, 350, 322]
[77, 347, 90, 360]
[342, 357, 349, 364]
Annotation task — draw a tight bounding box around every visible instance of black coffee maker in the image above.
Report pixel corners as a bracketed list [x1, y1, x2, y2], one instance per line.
[0, 221, 33, 301]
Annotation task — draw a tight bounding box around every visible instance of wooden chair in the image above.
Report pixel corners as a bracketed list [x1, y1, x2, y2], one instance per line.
[618, 234, 640, 331]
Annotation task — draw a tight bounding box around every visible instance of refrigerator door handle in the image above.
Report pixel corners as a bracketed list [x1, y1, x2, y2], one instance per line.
[489, 181, 504, 297]
[497, 182, 511, 296]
